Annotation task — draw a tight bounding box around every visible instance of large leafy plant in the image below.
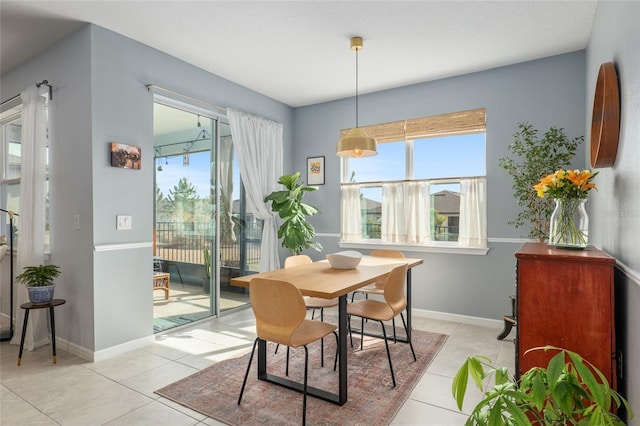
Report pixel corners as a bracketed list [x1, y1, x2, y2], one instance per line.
[264, 172, 322, 255]
[452, 346, 632, 425]
[499, 123, 583, 242]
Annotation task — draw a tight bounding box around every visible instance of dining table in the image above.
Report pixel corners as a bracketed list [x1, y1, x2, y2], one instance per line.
[231, 255, 423, 406]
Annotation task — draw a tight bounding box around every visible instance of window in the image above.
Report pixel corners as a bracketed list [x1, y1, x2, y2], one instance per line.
[0, 99, 50, 251]
[340, 108, 487, 251]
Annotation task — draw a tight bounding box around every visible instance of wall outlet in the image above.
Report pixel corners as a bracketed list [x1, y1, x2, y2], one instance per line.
[116, 215, 132, 230]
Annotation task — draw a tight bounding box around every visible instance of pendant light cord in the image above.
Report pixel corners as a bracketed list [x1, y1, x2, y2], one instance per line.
[355, 46, 359, 128]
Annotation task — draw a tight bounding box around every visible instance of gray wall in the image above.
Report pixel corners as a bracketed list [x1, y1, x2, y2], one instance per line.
[1, 24, 294, 353]
[587, 1, 640, 421]
[293, 51, 587, 320]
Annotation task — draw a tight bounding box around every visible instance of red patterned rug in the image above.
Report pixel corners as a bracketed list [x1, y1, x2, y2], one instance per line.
[156, 321, 447, 426]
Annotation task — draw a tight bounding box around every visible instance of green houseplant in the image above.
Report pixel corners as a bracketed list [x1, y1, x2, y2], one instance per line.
[16, 264, 61, 304]
[264, 172, 322, 255]
[499, 123, 583, 242]
[452, 346, 632, 425]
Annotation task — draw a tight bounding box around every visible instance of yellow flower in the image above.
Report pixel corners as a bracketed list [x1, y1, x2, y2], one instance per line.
[534, 168, 598, 199]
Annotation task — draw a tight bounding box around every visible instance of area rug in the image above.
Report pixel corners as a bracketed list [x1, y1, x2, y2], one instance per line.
[156, 321, 448, 426]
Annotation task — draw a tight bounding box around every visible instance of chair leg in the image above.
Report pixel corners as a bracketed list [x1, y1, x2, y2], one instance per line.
[348, 315, 354, 348]
[360, 317, 365, 350]
[286, 346, 290, 376]
[400, 313, 416, 361]
[275, 343, 279, 354]
[392, 318, 397, 343]
[238, 338, 259, 405]
[302, 346, 309, 426]
[379, 320, 396, 387]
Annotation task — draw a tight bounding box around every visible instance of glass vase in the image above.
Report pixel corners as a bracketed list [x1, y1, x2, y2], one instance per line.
[548, 198, 589, 249]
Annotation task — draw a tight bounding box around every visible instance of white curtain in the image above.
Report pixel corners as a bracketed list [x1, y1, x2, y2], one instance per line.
[10, 86, 49, 349]
[459, 178, 487, 248]
[340, 184, 362, 241]
[381, 183, 406, 242]
[405, 181, 432, 244]
[219, 137, 235, 244]
[227, 109, 283, 272]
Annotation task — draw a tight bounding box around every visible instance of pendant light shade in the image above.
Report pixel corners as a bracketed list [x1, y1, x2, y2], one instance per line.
[336, 127, 377, 157]
[337, 36, 377, 158]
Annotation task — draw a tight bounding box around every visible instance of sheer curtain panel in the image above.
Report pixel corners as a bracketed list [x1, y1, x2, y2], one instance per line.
[227, 109, 283, 271]
[10, 86, 50, 349]
[458, 178, 487, 248]
[340, 184, 362, 241]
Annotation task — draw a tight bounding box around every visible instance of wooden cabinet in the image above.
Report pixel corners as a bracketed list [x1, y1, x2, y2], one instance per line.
[515, 242, 616, 388]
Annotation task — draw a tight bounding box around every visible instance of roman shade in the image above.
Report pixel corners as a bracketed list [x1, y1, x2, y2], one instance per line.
[340, 108, 486, 143]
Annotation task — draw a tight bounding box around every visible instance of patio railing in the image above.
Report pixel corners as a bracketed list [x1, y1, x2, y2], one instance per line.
[155, 221, 261, 267]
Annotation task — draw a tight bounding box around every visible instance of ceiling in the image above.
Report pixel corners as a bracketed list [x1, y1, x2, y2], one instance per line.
[1, 1, 597, 108]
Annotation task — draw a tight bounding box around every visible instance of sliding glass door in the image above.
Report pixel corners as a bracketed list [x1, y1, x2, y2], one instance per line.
[152, 101, 258, 333]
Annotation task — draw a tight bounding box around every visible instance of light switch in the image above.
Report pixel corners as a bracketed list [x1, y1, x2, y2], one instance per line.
[116, 215, 132, 230]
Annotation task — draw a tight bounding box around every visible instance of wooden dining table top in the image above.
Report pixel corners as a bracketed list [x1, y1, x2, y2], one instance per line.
[231, 256, 423, 300]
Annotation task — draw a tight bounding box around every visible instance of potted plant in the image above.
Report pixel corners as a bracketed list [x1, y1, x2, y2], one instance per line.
[16, 264, 61, 304]
[264, 172, 322, 255]
[498, 123, 583, 242]
[452, 346, 632, 425]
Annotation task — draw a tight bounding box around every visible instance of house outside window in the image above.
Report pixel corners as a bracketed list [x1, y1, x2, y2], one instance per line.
[340, 108, 487, 251]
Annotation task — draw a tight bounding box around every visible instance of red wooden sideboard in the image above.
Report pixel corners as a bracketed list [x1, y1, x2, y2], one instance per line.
[515, 242, 616, 389]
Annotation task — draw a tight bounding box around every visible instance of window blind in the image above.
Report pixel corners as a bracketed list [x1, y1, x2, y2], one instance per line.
[340, 108, 486, 143]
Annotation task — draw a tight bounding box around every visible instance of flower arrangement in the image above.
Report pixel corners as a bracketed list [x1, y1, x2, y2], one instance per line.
[534, 169, 598, 199]
[534, 169, 598, 248]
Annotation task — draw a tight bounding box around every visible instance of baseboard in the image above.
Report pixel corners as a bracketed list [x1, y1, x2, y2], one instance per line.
[56, 335, 155, 362]
[412, 307, 503, 329]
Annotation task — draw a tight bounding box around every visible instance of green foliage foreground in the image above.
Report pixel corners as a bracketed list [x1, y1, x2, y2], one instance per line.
[452, 346, 632, 425]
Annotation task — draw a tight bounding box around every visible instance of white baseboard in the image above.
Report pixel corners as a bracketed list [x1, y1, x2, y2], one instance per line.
[412, 307, 503, 329]
[56, 335, 155, 362]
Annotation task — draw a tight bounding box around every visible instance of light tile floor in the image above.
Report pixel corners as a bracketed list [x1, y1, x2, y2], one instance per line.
[0, 307, 515, 425]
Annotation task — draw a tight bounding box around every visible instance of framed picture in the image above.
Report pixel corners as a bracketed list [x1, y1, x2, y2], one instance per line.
[110, 142, 141, 169]
[307, 156, 325, 185]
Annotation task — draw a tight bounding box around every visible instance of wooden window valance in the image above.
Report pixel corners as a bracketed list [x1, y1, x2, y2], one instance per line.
[340, 108, 486, 144]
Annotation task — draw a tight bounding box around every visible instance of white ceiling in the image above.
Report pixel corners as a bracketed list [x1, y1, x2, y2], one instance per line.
[1, 1, 597, 108]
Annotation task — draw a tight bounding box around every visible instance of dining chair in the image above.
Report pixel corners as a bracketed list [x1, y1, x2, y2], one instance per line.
[238, 278, 338, 425]
[350, 250, 405, 342]
[346, 263, 416, 387]
[350, 249, 405, 302]
[277, 255, 339, 369]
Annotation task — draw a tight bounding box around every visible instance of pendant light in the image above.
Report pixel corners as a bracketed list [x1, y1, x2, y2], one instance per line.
[336, 36, 377, 157]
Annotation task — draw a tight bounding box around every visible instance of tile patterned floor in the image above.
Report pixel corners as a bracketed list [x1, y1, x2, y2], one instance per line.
[0, 308, 515, 425]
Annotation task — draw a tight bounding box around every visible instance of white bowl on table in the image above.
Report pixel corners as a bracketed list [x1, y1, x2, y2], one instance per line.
[326, 251, 362, 269]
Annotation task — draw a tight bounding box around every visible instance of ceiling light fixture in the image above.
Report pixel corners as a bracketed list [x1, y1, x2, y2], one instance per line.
[336, 36, 377, 158]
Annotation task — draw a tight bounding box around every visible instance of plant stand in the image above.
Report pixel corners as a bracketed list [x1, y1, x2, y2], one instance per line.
[18, 299, 66, 365]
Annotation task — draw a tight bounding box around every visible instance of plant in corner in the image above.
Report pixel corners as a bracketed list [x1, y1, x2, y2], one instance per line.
[499, 123, 583, 242]
[16, 264, 61, 304]
[452, 346, 632, 425]
[264, 172, 322, 255]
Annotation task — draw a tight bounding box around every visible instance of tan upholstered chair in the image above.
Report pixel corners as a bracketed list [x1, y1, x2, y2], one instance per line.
[346, 263, 416, 387]
[278, 255, 338, 368]
[350, 250, 405, 341]
[238, 278, 338, 425]
[285, 255, 339, 319]
[351, 249, 405, 301]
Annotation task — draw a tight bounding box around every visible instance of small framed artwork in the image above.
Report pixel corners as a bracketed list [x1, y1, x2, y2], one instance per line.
[307, 156, 325, 185]
[110, 142, 141, 169]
